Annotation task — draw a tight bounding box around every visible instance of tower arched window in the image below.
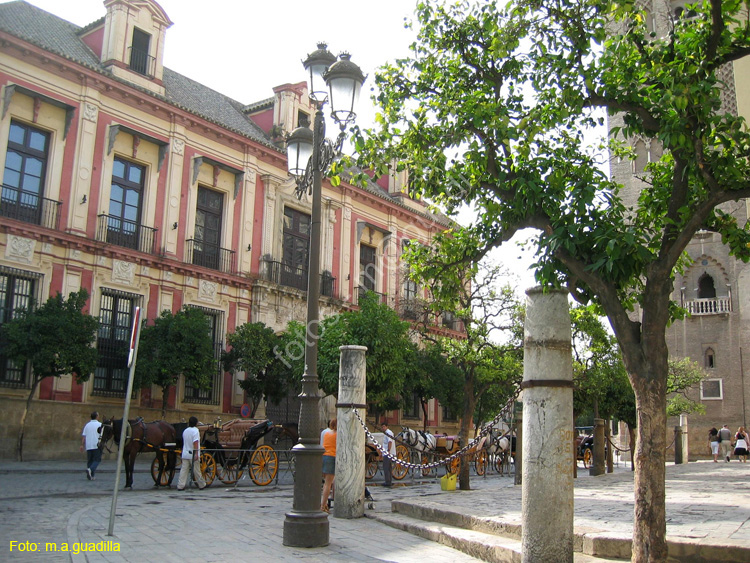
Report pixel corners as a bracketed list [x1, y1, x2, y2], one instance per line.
[704, 348, 715, 369]
[698, 273, 716, 299]
[633, 139, 648, 173]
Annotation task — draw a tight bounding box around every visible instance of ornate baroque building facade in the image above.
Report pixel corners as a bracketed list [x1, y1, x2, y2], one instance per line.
[610, 1, 750, 457]
[0, 0, 461, 459]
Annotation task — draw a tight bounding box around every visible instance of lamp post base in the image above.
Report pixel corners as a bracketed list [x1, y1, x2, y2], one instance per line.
[282, 511, 330, 547]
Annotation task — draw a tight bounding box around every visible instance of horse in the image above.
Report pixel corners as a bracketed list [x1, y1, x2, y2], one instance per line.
[271, 422, 298, 447]
[398, 427, 437, 453]
[99, 417, 178, 489]
[485, 427, 516, 474]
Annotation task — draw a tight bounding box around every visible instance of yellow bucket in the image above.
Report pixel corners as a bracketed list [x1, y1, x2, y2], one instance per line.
[440, 472, 457, 491]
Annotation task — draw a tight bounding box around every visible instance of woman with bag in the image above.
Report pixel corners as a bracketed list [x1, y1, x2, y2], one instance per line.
[734, 427, 748, 463]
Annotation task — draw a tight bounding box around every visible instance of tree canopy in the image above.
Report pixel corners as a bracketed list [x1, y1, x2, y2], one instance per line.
[1, 288, 98, 460]
[135, 307, 216, 417]
[352, 1, 750, 558]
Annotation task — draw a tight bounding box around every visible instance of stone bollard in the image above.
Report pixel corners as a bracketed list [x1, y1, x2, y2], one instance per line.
[590, 418, 605, 476]
[674, 425, 684, 464]
[680, 414, 689, 463]
[521, 288, 574, 563]
[334, 345, 367, 519]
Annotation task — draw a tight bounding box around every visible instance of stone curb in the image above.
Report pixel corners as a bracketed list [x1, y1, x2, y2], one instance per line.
[391, 499, 750, 563]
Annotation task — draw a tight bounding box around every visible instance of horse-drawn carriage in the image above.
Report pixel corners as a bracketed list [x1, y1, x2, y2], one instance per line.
[394, 427, 492, 477]
[100, 417, 280, 489]
[575, 426, 594, 468]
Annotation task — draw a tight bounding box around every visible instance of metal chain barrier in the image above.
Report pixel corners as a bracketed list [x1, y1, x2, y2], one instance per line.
[351, 405, 514, 471]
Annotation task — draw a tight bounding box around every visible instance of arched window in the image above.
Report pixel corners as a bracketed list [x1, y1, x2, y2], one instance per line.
[698, 273, 716, 298]
[704, 347, 715, 369]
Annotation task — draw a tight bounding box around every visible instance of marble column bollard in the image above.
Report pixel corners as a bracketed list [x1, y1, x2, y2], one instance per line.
[680, 414, 689, 464]
[334, 345, 367, 519]
[521, 288, 574, 563]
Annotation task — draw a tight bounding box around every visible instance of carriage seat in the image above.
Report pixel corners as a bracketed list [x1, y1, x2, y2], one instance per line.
[214, 418, 265, 450]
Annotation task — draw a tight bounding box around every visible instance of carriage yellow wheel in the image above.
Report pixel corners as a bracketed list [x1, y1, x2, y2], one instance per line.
[216, 455, 244, 484]
[200, 452, 216, 487]
[392, 444, 410, 480]
[249, 445, 278, 486]
[474, 450, 487, 476]
[150, 455, 178, 486]
[447, 455, 461, 475]
[365, 451, 378, 479]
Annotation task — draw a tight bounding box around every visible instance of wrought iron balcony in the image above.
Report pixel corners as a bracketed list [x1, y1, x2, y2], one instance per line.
[685, 297, 732, 316]
[0, 184, 61, 229]
[261, 258, 337, 297]
[128, 46, 155, 77]
[96, 214, 158, 254]
[185, 239, 235, 274]
[355, 286, 388, 305]
[398, 298, 428, 322]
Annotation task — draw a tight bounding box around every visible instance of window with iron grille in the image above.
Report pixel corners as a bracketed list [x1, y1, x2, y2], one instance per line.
[184, 306, 224, 405]
[281, 207, 310, 289]
[0, 267, 42, 387]
[94, 289, 141, 397]
[403, 392, 421, 419]
[442, 404, 457, 422]
[2, 120, 50, 225]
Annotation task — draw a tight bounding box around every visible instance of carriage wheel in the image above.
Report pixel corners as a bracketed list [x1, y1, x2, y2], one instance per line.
[447, 455, 461, 475]
[365, 451, 378, 479]
[201, 452, 216, 487]
[474, 450, 487, 476]
[216, 455, 244, 484]
[150, 455, 176, 486]
[392, 444, 410, 480]
[583, 448, 593, 469]
[249, 445, 278, 486]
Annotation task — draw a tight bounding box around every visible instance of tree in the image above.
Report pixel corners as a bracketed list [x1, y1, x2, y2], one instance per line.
[317, 291, 415, 418]
[407, 258, 523, 489]
[135, 307, 216, 417]
[1, 289, 98, 460]
[353, 1, 750, 558]
[406, 343, 464, 431]
[223, 321, 297, 418]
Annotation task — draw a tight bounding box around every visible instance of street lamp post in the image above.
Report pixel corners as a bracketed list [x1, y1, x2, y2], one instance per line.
[282, 43, 365, 548]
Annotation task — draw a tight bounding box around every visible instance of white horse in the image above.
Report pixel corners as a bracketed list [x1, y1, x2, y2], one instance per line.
[398, 427, 437, 453]
[482, 423, 515, 474]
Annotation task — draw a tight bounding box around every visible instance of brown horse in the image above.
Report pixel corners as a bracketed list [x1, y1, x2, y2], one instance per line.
[271, 422, 299, 447]
[100, 417, 178, 489]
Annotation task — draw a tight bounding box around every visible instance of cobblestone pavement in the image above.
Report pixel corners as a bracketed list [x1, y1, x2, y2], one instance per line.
[1, 458, 749, 561]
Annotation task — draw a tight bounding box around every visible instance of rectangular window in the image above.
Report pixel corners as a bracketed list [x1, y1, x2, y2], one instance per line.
[359, 244, 377, 292]
[280, 207, 310, 291]
[184, 306, 223, 405]
[193, 186, 224, 271]
[106, 157, 145, 251]
[403, 392, 421, 419]
[0, 267, 42, 387]
[1, 120, 50, 226]
[700, 379, 723, 400]
[442, 404, 457, 422]
[129, 28, 152, 76]
[94, 290, 140, 396]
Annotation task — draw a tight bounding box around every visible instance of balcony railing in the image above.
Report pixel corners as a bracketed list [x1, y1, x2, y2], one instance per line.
[261, 259, 337, 297]
[399, 298, 429, 322]
[185, 239, 235, 274]
[128, 46, 155, 77]
[355, 286, 388, 305]
[96, 214, 158, 254]
[685, 297, 732, 315]
[0, 185, 61, 229]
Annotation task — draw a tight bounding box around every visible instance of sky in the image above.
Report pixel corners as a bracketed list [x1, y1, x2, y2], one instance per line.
[17, 0, 540, 293]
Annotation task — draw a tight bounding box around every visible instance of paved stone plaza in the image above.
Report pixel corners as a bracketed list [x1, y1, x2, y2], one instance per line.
[1, 458, 749, 561]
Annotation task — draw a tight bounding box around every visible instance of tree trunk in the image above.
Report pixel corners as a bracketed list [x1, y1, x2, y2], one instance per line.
[421, 399, 429, 432]
[17, 376, 42, 461]
[458, 372, 476, 490]
[605, 419, 614, 473]
[628, 424, 636, 471]
[161, 385, 169, 419]
[631, 373, 668, 562]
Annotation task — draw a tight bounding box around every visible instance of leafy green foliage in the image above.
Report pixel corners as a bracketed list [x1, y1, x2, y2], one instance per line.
[317, 291, 415, 413]
[1, 288, 98, 384]
[135, 307, 216, 414]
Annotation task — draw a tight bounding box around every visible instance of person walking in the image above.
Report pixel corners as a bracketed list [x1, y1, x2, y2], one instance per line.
[734, 427, 748, 463]
[320, 418, 337, 512]
[708, 427, 720, 462]
[80, 411, 102, 480]
[718, 424, 733, 462]
[177, 416, 206, 491]
[381, 421, 395, 487]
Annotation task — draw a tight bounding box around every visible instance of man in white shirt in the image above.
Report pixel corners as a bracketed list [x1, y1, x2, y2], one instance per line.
[177, 416, 206, 490]
[80, 411, 102, 480]
[381, 422, 394, 487]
